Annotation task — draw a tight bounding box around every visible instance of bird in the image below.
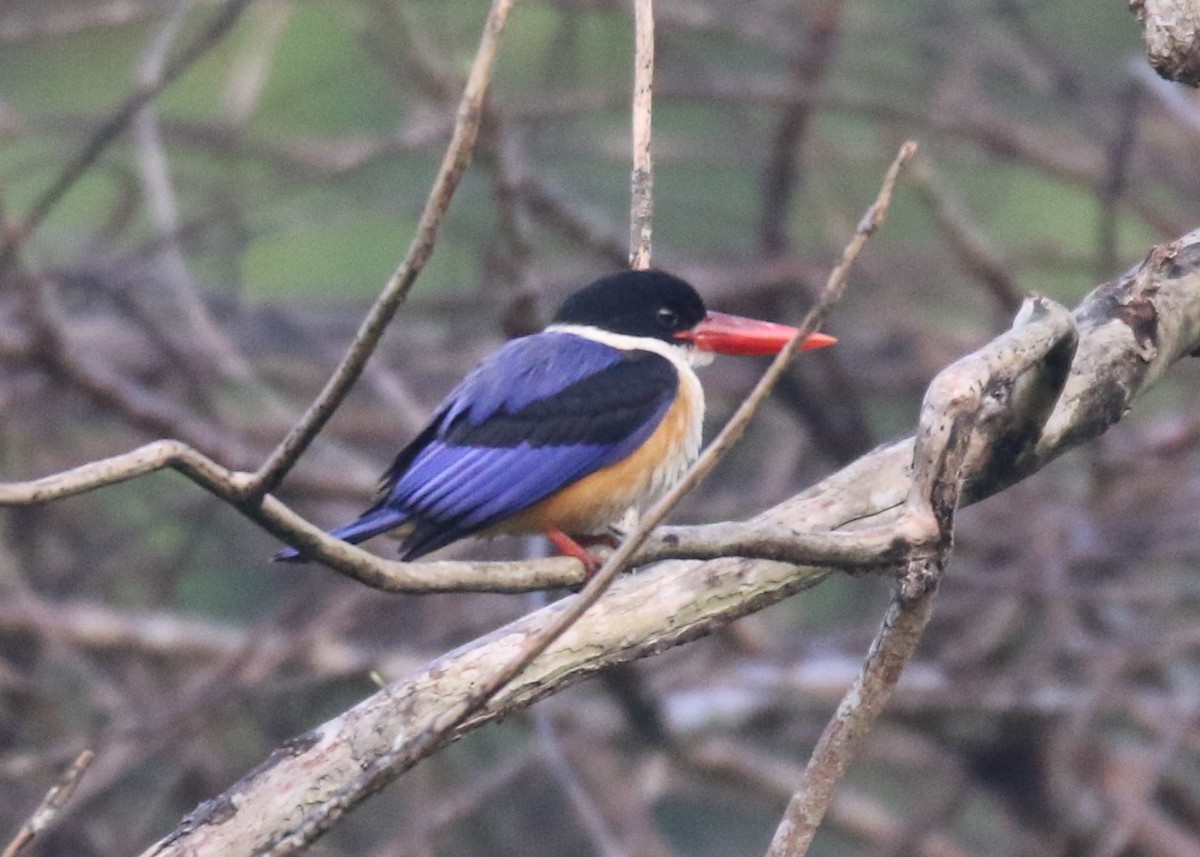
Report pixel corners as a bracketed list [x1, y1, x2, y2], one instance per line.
[275, 270, 835, 573]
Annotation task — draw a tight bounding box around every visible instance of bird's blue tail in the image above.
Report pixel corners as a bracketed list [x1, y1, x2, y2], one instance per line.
[273, 506, 408, 563]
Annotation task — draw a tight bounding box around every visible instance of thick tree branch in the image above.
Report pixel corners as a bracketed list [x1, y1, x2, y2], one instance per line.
[224, 126, 912, 857]
[1129, 0, 1200, 87]
[138, 228, 1200, 856]
[764, 283, 1070, 857]
[0, 134, 913, 597]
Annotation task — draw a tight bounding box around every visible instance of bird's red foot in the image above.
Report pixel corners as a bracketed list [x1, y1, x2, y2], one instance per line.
[544, 527, 603, 580]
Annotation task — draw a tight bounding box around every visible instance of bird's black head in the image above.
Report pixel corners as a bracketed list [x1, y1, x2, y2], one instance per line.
[552, 270, 707, 343]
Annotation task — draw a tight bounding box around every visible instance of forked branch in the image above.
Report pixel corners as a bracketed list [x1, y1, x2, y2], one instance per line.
[138, 227, 1200, 856]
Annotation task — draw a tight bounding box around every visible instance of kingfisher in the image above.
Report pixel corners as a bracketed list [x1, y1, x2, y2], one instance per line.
[276, 270, 835, 571]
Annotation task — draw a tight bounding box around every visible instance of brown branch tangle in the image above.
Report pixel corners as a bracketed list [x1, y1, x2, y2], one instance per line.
[131, 223, 1200, 855]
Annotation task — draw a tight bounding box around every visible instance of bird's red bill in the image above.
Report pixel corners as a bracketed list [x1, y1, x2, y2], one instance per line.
[677, 311, 837, 357]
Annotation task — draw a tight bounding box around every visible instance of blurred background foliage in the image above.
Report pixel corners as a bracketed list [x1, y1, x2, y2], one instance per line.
[2, 1, 1200, 855]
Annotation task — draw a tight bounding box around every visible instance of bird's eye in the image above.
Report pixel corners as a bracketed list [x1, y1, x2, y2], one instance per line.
[656, 307, 680, 329]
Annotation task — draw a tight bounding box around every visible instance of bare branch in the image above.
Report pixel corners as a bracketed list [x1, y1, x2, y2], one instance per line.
[2, 750, 94, 857]
[248, 0, 515, 498]
[910, 158, 1025, 315]
[131, 0, 258, 379]
[1129, 0, 1200, 87]
[142, 141, 910, 855]
[532, 712, 628, 857]
[629, 0, 655, 269]
[222, 0, 294, 127]
[766, 307, 1002, 857]
[7, 7, 1200, 852]
[762, 294, 1083, 857]
[0, 0, 254, 278]
[517, 176, 630, 267]
[757, 0, 845, 255]
[137, 226, 1200, 856]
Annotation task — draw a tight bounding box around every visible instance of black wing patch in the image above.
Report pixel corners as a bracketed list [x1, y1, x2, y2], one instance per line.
[443, 350, 678, 448]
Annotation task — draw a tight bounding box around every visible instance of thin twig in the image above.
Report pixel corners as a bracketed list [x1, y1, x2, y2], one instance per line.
[0, 0, 253, 279]
[223, 0, 295, 127]
[0, 145, 920, 598]
[0, 439, 907, 592]
[0, 292, 1073, 597]
[132, 0, 256, 379]
[140, 227, 1200, 857]
[626, 139, 915, 557]
[629, 0, 654, 269]
[532, 711, 628, 857]
[764, 272, 1063, 856]
[1, 750, 94, 857]
[763, 569, 948, 855]
[249, 0, 515, 498]
[1097, 81, 1143, 279]
[518, 176, 629, 267]
[685, 741, 980, 857]
[764, 485, 960, 853]
[910, 158, 1024, 315]
[758, 0, 845, 255]
[257, 139, 911, 857]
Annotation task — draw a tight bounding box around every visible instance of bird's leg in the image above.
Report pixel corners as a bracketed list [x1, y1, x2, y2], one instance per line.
[544, 527, 602, 579]
[575, 532, 621, 550]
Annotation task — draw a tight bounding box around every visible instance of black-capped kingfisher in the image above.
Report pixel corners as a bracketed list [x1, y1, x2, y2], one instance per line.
[276, 270, 835, 571]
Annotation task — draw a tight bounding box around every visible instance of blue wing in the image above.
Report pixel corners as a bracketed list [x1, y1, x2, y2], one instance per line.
[284, 332, 680, 562]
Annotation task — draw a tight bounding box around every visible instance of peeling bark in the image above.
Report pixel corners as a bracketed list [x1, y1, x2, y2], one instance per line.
[143, 228, 1200, 857]
[1129, 0, 1200, 87]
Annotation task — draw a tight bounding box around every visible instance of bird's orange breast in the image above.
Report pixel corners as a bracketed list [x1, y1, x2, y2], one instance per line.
[496, 374, 699, 536]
